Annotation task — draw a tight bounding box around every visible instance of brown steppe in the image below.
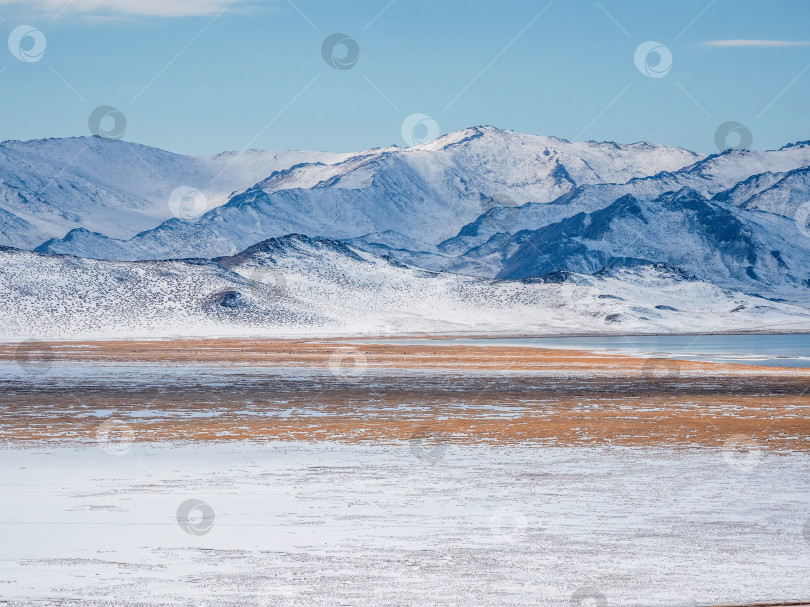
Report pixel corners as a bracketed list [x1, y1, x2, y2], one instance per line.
[1, 338, 808, 450]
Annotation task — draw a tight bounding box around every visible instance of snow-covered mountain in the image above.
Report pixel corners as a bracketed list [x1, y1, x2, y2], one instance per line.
[2, 236, 808, 340]
[713, 164, 810, 219]
[494, 189, 810, 300]
[34, 126, 701, 260]
[6, 126, 810, 328]
[0, 136, 348, 249]
[438, 143, 810, 256]
[354, 190, 810, 303]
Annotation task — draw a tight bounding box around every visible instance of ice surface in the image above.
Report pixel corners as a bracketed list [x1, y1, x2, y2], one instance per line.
[1, 442, 809, 605]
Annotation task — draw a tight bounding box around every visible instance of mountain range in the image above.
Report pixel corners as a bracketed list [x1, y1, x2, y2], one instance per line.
[0, 136, 347, 250]
[3, 125, 810, 338]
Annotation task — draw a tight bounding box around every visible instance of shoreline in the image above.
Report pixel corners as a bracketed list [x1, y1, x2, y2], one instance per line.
[1, 327, 810, 344]
[2, 339, 808, 449]
[3, 336, 810, 372]
[4, 336, 810, 371]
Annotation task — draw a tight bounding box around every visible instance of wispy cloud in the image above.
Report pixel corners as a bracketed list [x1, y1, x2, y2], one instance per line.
[702, 39, 810, 48]
[0, 0, 251, 18]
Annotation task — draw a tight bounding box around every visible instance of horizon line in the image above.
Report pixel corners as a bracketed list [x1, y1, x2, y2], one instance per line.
[1, 127, 808, 157]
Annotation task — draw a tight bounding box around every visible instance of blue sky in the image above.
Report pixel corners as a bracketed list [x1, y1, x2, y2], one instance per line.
[1, 0, 809, 155]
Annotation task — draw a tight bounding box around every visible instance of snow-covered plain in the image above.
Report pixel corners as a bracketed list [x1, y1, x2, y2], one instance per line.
[2, 442, 809, 605]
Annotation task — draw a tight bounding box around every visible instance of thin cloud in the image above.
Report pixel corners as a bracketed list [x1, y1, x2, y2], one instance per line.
[0, 0, 252, 18]
[702, 39, 810, 48]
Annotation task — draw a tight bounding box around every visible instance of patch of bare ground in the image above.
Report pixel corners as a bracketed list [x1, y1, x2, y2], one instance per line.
[1, 338, 808, 449]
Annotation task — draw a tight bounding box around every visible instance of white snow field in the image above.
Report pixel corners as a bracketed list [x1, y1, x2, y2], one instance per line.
[1, 442, 809, 606]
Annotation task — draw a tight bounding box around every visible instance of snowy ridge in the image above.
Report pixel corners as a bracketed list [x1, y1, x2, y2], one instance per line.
[0, 136, 348, 249]
[443, 144, 810, 255]
[2, 236, 808, 340]
[714, 165, 810, 218]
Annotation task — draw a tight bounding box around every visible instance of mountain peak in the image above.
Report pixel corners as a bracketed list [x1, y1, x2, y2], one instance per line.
[216, 233, 361, 268]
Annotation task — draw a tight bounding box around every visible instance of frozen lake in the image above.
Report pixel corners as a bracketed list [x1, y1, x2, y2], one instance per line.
[1, 442, 809, 605]
[1, 339, 808, 604]
[377, 334, 810, 367]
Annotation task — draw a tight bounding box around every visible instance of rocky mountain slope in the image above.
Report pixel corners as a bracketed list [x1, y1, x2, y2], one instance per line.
[494, 189, 810, 300]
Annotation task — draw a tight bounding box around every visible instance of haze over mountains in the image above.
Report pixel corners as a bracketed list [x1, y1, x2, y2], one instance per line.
[3, 125, 810, 337]
[0, 136, 348, 250]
